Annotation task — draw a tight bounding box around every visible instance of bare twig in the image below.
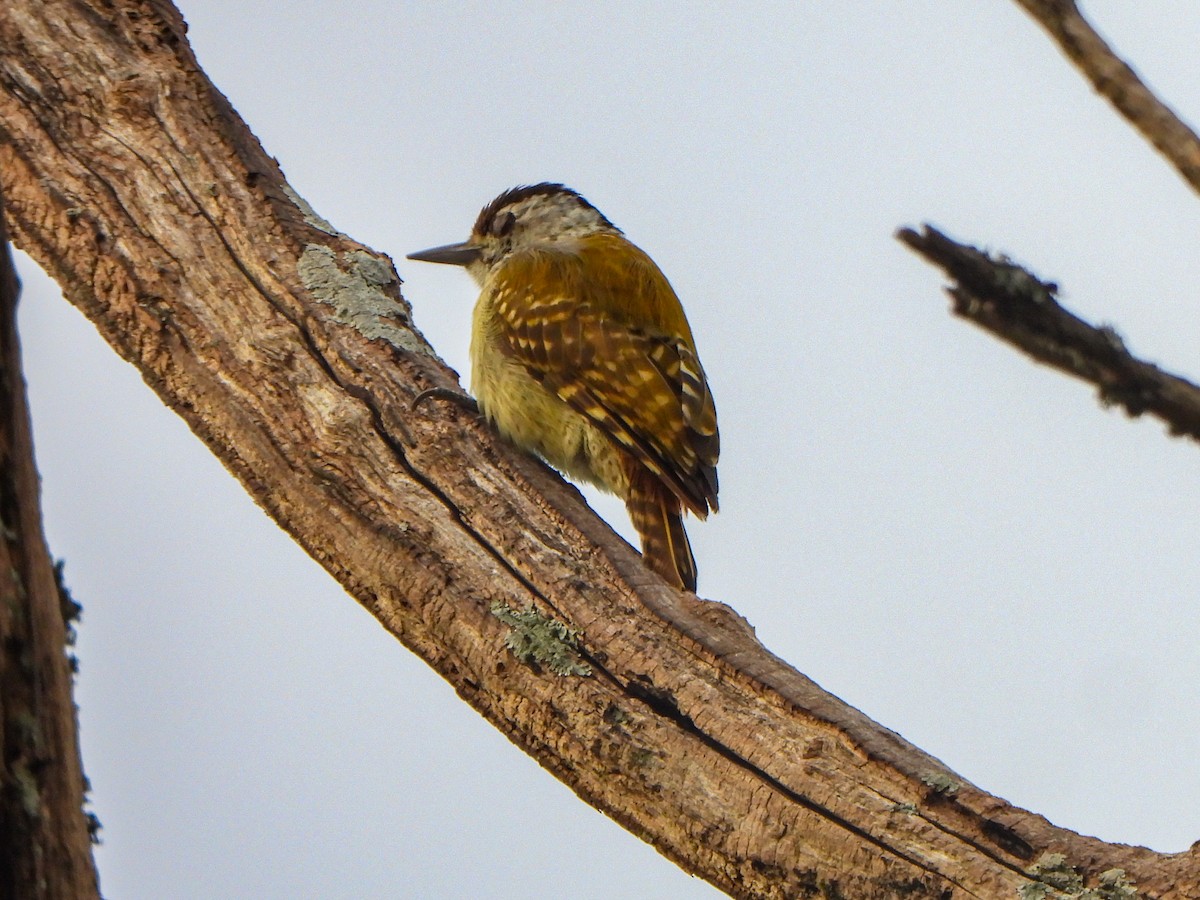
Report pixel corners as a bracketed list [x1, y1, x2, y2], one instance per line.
[898, 224, 1200, 440]
[1014, 0, 1200, 195]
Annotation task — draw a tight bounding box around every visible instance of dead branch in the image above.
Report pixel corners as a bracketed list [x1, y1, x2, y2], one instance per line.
[897, 224, 1200, 442]
[1015, 0, 1200, 196]
[0, 159, 100, 898]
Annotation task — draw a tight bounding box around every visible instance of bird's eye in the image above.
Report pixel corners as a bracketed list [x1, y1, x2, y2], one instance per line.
[494, 211, 516, 237]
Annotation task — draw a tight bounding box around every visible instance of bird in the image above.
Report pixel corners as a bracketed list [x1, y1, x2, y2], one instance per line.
[407, 183, 718, 592]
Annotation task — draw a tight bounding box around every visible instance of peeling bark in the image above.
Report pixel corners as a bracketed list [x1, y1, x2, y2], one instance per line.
[1, 1, 1198, 897]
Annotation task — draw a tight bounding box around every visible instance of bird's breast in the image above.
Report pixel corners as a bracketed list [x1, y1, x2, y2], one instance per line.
[470, 288, 629, 498]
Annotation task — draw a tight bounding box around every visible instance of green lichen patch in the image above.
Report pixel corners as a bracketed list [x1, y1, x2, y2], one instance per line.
[1018, 853, 1138, 899]
[919, 772, 960, 796]
[490, 602, 592, 677]
[298, 244, 424, 353]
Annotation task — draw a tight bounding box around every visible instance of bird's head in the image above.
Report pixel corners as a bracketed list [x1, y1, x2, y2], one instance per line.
[408, 183, 620, 282]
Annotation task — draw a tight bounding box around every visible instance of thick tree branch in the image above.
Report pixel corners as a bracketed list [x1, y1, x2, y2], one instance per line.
[897, 224, 1200, 442]
[0, 166, 100, 896]
[2, 1, 1197, 897]
[1014, 0, 1200, 196]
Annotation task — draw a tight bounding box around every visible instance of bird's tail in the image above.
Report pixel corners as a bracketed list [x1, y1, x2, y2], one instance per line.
[627, 471, 698, 592]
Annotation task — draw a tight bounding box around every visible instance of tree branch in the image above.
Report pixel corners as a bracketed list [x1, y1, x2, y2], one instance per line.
[1014, 0, 1200, 196]
[897, 224, 1200, 442]
[0, 150, 100, 897]
[2, 1, 1197, 896]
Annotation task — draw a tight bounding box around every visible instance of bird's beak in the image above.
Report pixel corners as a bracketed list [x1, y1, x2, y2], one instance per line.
[406, 241, 481, 267]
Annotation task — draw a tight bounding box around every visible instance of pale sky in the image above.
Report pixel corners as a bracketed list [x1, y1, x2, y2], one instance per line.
[14, 2, 1200, 897]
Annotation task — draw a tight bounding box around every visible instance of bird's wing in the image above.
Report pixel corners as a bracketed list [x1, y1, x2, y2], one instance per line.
[490, 251, 718, 516]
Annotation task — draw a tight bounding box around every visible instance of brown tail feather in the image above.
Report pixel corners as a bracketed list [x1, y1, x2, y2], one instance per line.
[626, 471, 698, 592]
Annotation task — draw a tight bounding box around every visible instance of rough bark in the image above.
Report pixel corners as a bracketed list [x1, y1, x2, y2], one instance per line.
[0, 172, 100, 894]
[1, 1, 1197, 897]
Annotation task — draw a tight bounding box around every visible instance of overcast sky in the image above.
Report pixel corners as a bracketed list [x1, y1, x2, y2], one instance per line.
[13, 2, 1200, 897]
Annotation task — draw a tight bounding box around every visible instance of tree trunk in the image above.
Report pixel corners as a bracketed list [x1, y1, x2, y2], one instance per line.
[0, 177, 100, 896]
[1, 1, 1196, 897]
